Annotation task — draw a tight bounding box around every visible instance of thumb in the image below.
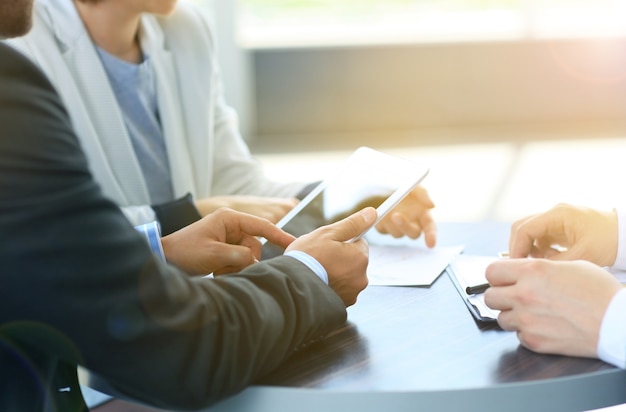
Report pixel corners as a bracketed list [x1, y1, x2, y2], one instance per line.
[327, 207, 377, 242]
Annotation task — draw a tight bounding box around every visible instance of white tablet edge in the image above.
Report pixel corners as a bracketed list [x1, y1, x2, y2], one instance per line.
[262, 147, 430, 244]
[349, 166, 429, 242]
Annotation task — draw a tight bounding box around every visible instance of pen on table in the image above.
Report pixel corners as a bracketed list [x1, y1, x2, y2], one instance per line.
[465, 283, 490, 295]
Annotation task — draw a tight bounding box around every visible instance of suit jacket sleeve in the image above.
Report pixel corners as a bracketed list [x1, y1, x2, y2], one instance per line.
[0, 45, 347, 410]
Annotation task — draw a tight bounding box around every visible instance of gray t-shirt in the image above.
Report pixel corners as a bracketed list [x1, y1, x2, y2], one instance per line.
[97, 47, 174, 204]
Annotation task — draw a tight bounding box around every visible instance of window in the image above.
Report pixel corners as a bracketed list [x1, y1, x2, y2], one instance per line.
[238, 0, 626, 49]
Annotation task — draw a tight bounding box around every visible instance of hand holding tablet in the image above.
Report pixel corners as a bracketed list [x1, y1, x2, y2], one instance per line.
[262, 147, 430, 256]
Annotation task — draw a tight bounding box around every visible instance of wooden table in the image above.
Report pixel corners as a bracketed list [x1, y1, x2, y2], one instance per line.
[91, 221, 626, 412]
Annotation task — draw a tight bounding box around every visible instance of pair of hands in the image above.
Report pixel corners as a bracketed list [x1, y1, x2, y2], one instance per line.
[161, 207, 377, 307]
[179, 187, 436, 306]
[194, 186, 438, 247]
[484, 204, 622, 358]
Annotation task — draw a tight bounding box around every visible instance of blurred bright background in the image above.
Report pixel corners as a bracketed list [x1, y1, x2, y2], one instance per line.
[189, 0, 626, 224]
[238, 0, 626, 48]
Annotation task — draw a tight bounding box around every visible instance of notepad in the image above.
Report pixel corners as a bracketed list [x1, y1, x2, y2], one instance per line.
[447, 254, 500, 322]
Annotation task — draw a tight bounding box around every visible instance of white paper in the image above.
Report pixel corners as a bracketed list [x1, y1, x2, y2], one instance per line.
[450, 254, 498, 291]
[367, 245, 464, 286]
[451, 254, 501, 320]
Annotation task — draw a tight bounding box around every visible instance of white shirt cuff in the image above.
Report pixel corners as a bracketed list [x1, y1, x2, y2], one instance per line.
[134, 221, 166, 263]
[284, 250, 328, 285]
[612, 208, 626, 270]
[598, 288, 626, 368]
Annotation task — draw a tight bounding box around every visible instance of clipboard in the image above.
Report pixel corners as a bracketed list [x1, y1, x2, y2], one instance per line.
[446, 255, 500, 322]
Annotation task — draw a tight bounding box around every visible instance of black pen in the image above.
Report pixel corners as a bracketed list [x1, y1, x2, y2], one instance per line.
[465, 283, 490, 295]
[464, 251, 507, 294]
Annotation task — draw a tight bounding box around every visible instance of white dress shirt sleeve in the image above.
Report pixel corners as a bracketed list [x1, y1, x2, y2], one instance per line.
[134, 221, 166, 262]
[284, 250, 329, 285]
[597, 288, 626, 368]
[612, 208, 626, 270]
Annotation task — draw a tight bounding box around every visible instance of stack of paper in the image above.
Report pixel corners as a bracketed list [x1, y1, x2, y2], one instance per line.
[448, 255, 501, 322]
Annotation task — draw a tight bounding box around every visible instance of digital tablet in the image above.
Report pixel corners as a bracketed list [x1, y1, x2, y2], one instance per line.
[262, 147, 430, 257]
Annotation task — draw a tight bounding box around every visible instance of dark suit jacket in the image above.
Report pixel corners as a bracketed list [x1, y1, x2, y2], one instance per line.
[0, 44, 347, 411]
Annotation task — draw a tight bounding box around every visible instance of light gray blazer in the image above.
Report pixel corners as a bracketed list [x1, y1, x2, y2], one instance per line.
[6, 0, 305, 225]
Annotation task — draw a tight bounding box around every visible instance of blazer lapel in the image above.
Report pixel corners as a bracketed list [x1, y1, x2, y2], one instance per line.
[39, 0, 151, 205]
[140, 15, 196, 199]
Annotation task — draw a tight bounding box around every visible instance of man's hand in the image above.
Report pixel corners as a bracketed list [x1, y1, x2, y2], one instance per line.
[161, 208, 295, 276]
[484, 258, 622, 358]
[196, 195, 299, 223]
[508, 204, 618, 267]
[287, 207, 377, 306]
[375, 186, 437, 247]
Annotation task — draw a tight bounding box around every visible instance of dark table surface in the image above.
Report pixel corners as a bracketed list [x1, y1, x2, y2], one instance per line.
[257, 221, 612, 390]
[92, 221, 626, 412]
